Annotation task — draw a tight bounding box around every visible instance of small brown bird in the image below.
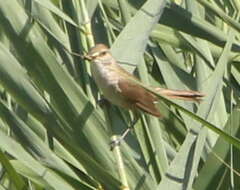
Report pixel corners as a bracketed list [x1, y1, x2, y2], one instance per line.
[85, 44, 204, 118]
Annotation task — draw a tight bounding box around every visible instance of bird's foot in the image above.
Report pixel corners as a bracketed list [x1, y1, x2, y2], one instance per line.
[109, 117, 139, 151]
[110, 127, 133, 151]
[110, 137, 121, 151]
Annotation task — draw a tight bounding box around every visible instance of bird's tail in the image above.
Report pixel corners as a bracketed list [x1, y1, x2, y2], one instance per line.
[155, 88, 205, 102]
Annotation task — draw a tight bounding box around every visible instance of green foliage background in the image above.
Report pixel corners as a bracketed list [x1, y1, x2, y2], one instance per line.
[0, 0, 239, 189]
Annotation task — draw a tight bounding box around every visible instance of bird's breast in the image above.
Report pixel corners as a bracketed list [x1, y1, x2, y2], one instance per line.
[91, 62, 127, 107]
[91, 62, 119, 87]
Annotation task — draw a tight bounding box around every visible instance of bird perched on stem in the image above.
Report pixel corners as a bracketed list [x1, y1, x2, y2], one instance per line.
[84, 44, 204, 118]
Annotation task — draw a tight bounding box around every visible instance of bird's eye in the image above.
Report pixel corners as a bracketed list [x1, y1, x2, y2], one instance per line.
[99, 51, 107, 56]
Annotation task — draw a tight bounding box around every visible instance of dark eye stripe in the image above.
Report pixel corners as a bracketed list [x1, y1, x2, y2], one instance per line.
[100, 51, 107, 56]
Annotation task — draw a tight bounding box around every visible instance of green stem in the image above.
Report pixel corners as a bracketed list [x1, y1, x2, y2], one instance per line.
[111, 135, 130, 190]
[79, 0, 96, 106]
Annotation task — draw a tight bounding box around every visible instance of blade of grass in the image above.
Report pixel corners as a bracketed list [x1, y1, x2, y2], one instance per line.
[197, 0, 240, 33]
[161, 3, 240, 51]
[137, 58, 168, 180]
[33, 0, 77, 27]
[194, 106, 240, 189]
[111, 0, 167, 73]
[0, 149, 26, 190]
[157, 28, 237, 189]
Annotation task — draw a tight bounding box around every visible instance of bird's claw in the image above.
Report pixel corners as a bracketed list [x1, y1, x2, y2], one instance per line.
[109, 138, 121, 151]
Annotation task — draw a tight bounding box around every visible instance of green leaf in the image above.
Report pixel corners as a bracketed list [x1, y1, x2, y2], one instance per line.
[193, 106, 240, 189]
[0, 149, 26, 190]
[111, 0, 167, 72]
[33, 0, 78, 27]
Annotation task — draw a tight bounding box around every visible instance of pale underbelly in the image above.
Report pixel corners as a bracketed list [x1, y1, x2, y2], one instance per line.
[91, 65, 130, 108]
[102, 86, 127, 107]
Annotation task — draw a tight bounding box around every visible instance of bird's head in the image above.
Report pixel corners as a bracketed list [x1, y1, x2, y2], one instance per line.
[84, 44, 113, 65]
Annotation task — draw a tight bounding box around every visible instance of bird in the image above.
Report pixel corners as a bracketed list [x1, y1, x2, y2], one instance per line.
[84, 43, 204, 118]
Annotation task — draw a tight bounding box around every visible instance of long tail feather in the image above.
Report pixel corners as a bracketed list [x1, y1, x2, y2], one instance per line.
[155, 88, 205, 102]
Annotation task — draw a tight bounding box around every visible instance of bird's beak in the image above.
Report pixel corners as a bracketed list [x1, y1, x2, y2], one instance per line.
[83, 54, 93, 61]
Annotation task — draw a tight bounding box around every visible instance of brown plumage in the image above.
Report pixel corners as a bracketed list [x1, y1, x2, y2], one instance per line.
[155, 88, 204, 102]
[86, 44, 205, 118]
[118, 79, 162, 117]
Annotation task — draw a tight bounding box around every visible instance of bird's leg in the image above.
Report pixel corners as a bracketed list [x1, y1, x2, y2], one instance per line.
[110, 117, 139, 151]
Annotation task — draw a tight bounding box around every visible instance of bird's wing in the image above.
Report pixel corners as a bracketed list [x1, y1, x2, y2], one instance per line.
[117, 78, 162, 118]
